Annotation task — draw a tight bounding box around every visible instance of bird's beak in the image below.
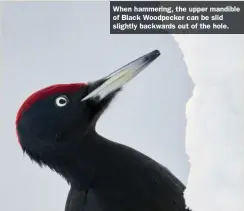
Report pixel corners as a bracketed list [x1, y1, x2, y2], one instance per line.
[81, 49, 160, 102]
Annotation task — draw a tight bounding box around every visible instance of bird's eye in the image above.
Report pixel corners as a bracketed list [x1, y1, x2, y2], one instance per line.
[55, 95, 69, 107]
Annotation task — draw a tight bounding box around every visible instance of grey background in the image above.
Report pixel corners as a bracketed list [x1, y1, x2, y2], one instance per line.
[1, 2, 193, 211]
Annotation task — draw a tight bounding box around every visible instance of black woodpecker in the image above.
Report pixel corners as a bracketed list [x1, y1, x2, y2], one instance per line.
[16, 50, 191, 211]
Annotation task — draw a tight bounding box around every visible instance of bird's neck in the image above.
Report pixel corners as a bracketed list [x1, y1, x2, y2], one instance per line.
[51, 130, 118, 190]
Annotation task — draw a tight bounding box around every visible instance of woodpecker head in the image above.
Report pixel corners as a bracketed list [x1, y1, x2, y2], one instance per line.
[16, 50, 160, 166]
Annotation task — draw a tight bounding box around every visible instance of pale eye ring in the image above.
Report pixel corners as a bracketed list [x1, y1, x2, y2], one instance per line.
[55, 95, 69, 107]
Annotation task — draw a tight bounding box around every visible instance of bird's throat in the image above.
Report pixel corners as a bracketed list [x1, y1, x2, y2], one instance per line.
[50, 130, 116, 190]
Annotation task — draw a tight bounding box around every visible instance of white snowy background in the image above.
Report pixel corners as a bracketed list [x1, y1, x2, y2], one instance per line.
[175, 34, 244, 211]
